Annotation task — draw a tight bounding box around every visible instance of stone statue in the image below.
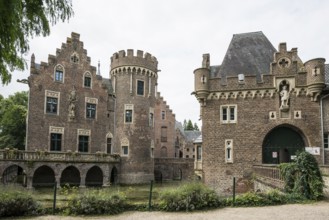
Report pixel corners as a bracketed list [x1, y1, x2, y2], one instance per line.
[280, 85, 289, 110]
[68, 89, 77, 120]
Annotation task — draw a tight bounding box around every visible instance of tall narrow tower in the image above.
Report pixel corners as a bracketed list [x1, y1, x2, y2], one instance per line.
[110, 49, 158, 184]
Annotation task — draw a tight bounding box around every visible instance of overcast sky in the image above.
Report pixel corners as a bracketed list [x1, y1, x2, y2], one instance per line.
[1, 0, 329, 126]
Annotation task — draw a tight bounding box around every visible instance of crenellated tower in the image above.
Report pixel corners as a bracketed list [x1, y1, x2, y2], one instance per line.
[305, 58, 326, 101]
[110, 49, 158, 184]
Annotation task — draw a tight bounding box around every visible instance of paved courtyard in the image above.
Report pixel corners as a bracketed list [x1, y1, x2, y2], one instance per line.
[19, 200, 329, 220]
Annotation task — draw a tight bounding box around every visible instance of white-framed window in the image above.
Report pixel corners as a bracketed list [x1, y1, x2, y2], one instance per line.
[225, 139, 233, 163]
[137, 80, 144, 96]
[54, 65, 64, 83]
[85, 97, 98, 119]
[121, 137, 129, 156]
[77, 129, 91, 153]
[45, 90, 60, 115]
[221, 105, 237, 123]
[49, 126, 64, 151]
[124, 104, 134, 124]
[83, 71, 92, 88]
[324, 133, 329, 150]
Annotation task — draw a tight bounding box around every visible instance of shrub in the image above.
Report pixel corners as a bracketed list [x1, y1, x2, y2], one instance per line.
[280, 151, 324, 200]
[159, 182, 220, 211]
[64, 189, 127, 215]
[0, 186, 42, 217]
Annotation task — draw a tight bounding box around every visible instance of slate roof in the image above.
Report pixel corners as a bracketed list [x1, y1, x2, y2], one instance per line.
[215, 31, 277, 81]
[184, 130, 201, 142]
[102, 78, 114, 95]
[193, 135, 202, 144]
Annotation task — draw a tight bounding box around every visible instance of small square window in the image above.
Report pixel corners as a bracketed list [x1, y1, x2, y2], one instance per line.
[161, 111, 166, 120]
[137, 80, 144, 96]
[221, 105, 237, 124]
[46, 97, 58, 114]
[86, 103, 96, 119]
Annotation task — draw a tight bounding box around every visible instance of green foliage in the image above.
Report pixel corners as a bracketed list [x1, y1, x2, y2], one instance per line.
[159, 182, 220, 211]
[183, 119, 200, 131]
[0, 0, 74, 84]
[64, 189, 127, 215]
[0, 91, 28, 149]
[193, 123, 199, 131]
[279, 151, 324, 200]
[0, 186, 43, 217]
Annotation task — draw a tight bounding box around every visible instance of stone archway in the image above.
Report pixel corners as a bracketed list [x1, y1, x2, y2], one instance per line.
[262, 125, 305, 164]
[85, 166, 103, 187]
[60, 166, 80, 187]
[2, 165, 25, 185]
[32, 165, 55, 187]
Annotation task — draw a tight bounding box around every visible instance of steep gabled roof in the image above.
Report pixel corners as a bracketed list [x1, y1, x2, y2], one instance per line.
[217, 31, 276, 81]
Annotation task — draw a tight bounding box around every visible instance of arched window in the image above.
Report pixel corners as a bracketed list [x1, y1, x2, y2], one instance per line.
[54, 65, 64, 83]
[84, 72, 92, 88]
[106, 132, 113, 154]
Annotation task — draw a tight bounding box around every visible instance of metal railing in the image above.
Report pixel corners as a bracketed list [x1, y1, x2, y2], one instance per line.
[253, 164, 283, 182]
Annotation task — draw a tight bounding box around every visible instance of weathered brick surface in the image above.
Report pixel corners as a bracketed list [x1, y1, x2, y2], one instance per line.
[193, 38, 327, 194]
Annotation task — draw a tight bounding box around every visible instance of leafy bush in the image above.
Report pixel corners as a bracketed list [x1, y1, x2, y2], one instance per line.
[159, 182, 220, 211]
[64, 189, 127, 215]
[280, 151, 324, 200]
[0, 186, 42, 217]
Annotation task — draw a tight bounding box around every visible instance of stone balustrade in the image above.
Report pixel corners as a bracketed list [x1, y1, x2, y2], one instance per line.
[0, 149, 120, 163]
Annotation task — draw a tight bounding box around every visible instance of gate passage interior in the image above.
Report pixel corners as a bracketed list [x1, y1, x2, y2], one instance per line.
[262, 126, 305, 164]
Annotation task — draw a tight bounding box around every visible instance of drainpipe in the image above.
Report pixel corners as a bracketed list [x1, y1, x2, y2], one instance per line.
[320, 94, 329, 165]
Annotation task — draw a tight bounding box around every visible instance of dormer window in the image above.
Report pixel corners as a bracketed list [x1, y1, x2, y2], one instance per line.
[84, 72, 92, 88]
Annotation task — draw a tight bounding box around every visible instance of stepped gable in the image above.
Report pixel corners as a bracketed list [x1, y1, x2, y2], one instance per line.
[217, 31, 276, 81]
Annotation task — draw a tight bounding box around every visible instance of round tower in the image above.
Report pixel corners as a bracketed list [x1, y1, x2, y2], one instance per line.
[305, 58, 326, 101]
[193, 54, 210, 106]
[110, 49, 158, 184]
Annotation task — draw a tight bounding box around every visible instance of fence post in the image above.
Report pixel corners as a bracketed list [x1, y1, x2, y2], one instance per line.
[148, 180, 154, 211]
[53, 181, 57, 214]
[233, 177, 236, 206]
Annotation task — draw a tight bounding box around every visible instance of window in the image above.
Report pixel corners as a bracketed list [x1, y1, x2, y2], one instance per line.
[55, 70, 63, 82]
[137, 80, 144, 96]
[84, 72, 92, 88]
[187, 148, 190, 152]
[161, 110, 166, 120]
[125, 110, 132, 123]
[324, 134, 328, 149]
[197, 145, 202, 160]
[225, 139, 233, 163]
[221, 105, 237, 123]
[79, 135, 89, 152]
[46, 97, 58, 114]
[124, 104, 134, 123]
[122, 146, 129, 156]
[86, 103, 96, 119]
[186, 155, 189, 158]
[107, 138, 112, 154]
[50, 133, 62, 151]
[161, 126, 167, 142]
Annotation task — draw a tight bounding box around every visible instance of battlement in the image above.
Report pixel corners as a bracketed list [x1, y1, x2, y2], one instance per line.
[111, 49, 158, 72]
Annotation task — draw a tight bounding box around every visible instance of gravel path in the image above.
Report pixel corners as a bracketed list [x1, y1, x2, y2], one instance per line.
[17, 201, 329, 220]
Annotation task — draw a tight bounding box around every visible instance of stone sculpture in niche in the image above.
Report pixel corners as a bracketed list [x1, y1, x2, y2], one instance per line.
[68, 88, 77, 121]
[280, 85, 290, 111]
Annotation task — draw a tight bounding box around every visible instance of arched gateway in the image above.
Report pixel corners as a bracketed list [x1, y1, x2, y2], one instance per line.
[262, 125, 305, 164]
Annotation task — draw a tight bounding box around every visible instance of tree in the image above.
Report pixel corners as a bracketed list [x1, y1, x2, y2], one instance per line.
[193, 123, 199, 131]
[183, 119, 187, 130]
[186, 120, 194, 131]
[0, 91, 28, 150]
[0, 0, 74, 84]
